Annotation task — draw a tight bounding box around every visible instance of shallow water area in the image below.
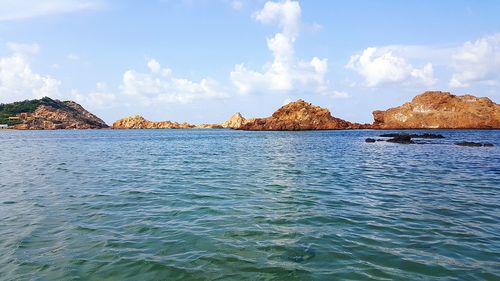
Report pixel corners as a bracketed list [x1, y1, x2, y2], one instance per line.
[0, 129, 499, 280]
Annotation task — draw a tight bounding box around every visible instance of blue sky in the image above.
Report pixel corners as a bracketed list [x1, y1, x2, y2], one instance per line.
[0, 0, 499, 124]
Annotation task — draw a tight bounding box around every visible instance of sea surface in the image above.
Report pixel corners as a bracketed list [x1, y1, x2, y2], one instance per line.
[0, 129, 499, 281]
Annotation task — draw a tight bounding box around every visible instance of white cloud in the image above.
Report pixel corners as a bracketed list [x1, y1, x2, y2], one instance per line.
[147, 59, 162, 74]
[449, 33, 500, 88]
[346, 47, 436, 87]
[0, 0, 104, 21]
[230, 0, 336, 97]
[72, 82, 116, 109]
[325, 90, 349, 99]
[0, 42, 60, 103]
[121, 59, 227, 106]
[254, 0, 301, 38]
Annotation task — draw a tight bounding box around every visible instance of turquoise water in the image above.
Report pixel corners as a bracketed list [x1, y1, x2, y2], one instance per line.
[0, 129, 499, 281]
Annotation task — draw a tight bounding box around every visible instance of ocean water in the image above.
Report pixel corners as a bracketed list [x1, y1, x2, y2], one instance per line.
[0, 129, 499, 281]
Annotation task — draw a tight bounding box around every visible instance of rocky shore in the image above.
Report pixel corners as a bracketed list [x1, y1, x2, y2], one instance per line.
[1, 91, 499, 130]
[0, 97, 108, 129]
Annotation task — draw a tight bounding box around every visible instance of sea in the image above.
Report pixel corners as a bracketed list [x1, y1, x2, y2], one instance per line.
[0, 129, 499, 281]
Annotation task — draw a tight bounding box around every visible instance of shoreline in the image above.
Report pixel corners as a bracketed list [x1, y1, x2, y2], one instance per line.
[2, 128, 500, 131]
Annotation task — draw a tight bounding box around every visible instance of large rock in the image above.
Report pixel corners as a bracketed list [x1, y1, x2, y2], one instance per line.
[112, 115, 193, 129]
[222, 112, 247, 129]
[5, 98, 108, 129]
[238, 99, 369, 130]
[373, 91, 500, 129]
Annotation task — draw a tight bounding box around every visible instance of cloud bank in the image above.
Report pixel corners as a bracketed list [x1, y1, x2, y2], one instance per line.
[230, 0, 337, 97]
[120, 59, 227, 106]
[450, 33, 500, 88]
[0, 43, 60, 103]
[346, 47, 436, 88]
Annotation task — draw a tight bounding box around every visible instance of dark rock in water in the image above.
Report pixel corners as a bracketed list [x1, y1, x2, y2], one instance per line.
[387, 135, 415, 144]
[380, 133, 444, 139]
[418, 133, 445, 139]
[455, 141, 494, 147]
[365, 138, 376, 143]
[380, 133, 407, 138]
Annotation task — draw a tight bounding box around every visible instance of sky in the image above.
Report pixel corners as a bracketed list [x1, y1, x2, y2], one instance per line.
[0, 0, 499, 124]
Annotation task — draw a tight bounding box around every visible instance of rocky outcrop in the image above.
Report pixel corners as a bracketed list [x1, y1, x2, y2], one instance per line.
[112, 115, 194, 129]
[366, 133, 445, 144]
[222, 112, 247, 129]
[373, 91, 500, 129]
[238, 100, 369, 131]
[194, 123, 223, 129]
[6, 98, 108, 129]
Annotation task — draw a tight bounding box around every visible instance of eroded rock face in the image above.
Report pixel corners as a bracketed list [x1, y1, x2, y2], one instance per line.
[373, 91, 500, 129]
[11, 101, 108, 130]
[222, 112, 247, 129]
[238, 99, 369, 130]
[112, 115, 193, 129]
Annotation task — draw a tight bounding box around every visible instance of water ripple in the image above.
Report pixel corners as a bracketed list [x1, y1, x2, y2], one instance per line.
[0, 129, 499, 280]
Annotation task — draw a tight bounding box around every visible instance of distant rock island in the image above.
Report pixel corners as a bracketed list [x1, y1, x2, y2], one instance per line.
[238, 99, 370, 130]
[0, 97, 108, 129]
[373, 91, 500, 129]
[1, 91, 499, 130]
[112, 115, 193, 129]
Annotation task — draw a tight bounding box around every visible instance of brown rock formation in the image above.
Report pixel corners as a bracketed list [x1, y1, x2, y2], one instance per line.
[194, 123, 223, 129]
[238, 99, 368, 130]
[10, 99, 108, 129]
[222, 112, 247, 129]
[112, 115, 194, 129]
[373, 91, 500, 129]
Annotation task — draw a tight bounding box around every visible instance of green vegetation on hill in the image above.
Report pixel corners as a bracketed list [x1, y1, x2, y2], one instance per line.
[0, 97, 64, 125]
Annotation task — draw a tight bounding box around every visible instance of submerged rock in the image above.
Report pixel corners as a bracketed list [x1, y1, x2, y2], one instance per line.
[283, 245, 316, 263]
[239, 99, 370, 131]
[386, 135, 415, 144]
[379, 133, 445, 139]
[365, 138, 377, 143]
[455, 141, 494, 147]
[373, 91, 500, 129]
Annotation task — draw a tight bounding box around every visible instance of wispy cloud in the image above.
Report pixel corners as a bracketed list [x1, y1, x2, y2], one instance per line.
[0, 0, 105, 22]
[120, 58, 227, 106]
[66, 53, 81, 61]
